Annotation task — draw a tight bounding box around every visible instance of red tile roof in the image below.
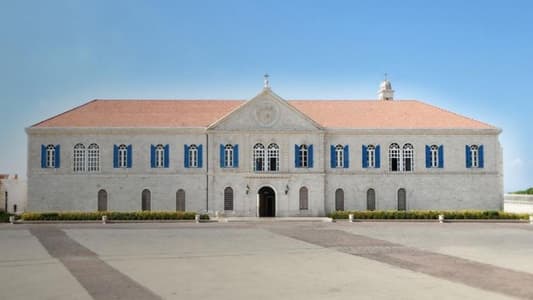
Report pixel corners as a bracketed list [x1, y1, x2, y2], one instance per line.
[32, 99, 495, 129]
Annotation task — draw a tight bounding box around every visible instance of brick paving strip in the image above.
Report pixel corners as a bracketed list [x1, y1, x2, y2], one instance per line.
[29, 226, 161, 300]
[270, 225, 533, 300]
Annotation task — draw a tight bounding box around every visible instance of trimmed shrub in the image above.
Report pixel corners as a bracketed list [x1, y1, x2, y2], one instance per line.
[21, 211, 209, 221]
[328, 210, 530, 220]
[0, 212, 11, 222]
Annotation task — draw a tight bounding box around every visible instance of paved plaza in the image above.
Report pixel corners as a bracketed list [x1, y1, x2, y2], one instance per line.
[1, 221, 533, 300]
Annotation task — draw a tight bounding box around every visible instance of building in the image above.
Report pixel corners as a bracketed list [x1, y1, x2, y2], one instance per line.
[26, 78, 503, 216]
[0, 174, 27, 214]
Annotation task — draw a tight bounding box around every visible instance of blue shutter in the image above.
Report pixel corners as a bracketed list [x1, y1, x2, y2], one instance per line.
[113, 145, 118, 168]
[164, 144, 170, 168]
[465, 145, 471, 168]
[126, 145, 132, 168]
[343, 145, 349, 168]
[150, 145, 156, 168]
[362, 145, 368, 168]
[220, 144, 225, 168]
[41, 145, 46, 168]
[233, 144, 239, 168]
[425, 145, 431, 168]
[308, 144, 314, 168]
[295, 144, 300, 168]
[54, 145, 60, 168]
[184, 145, 190, 168]
[198, 145, 203, 168]
[330, 145, 335, 168]
[375, 145, 381, 168]
[479, 145, 484, 168]
[438, 145, 444, 168]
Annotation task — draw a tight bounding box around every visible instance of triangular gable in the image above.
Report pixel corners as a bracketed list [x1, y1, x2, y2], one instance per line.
[208, 88, 323, 131]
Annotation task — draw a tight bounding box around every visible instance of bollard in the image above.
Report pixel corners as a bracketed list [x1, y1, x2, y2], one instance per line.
[215, 211, 219, 219]
[195, 214, 200, 223]
[348, 214, 354, 223]
[102, 215, 107, 224]
[529, 215, 533, 225]
[9, 216, 15, 224]
[438, 214, 444, 224]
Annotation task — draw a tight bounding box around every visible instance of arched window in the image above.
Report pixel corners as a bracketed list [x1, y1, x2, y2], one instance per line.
[73, 143, 86, 172]
[335, 145, 344, 168]
[299, 187, 308, 210]
[389, 143, 400, 172]
[188, 144, 198, 167]
[403, 144, 414, 172]
[267, 143, 279, 171]
[299, 145, 308, 167]
[470, 145, 479, 168]
[118, 144, 128, 168]
[46, 144, 56, 168]
[335, 188, 344, 211]
[366, 189, 376, 211]
[397, 188, 406, 211]
[224, 144, 234, 167]
[155, 144, 165, 168]
[97, 189, 107, 211]
[253, 143, 265, 171]
[141, 189, 151, 211]
[430, 145, 439, 168]
[87, 143, 100, 172]
[367, 145, 376, 168]
[224, 187, 234, 211]
[176, 189, 185, 211]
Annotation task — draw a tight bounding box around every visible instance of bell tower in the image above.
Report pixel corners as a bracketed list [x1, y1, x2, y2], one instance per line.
[377, 74, 394, 101]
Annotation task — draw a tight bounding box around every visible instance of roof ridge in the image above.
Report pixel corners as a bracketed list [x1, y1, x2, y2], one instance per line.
[30, 99, 98, 128]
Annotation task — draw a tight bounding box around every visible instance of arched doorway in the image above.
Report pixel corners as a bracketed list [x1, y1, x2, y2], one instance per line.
[97, 189, 107, 211]
[397, 188, 406, 211]
[142, 189, 151, 211]
[366, 189, 376, 211]
[258, 186, 275, 217]
[176, 189, 185, 211]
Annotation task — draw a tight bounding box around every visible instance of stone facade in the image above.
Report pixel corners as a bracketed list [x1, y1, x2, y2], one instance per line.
[26, 86, 503, 215]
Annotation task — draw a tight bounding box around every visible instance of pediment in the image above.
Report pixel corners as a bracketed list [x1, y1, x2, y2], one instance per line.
[208, 89, 322, 131]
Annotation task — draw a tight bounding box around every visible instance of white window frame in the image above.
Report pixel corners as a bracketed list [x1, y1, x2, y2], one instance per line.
[389, 143, 400, 172]
[118, 144, 128, 168]
[224, 144, 234, 168]
[73, 143, 86, 172]
[87, 143, 100, 172]
[299, 144, 308, 168]
[470, 145, 479, 168]
[267, 143, 279, 171]
[155, 144, 164, 168]
[402, 143, 414, 172]
[46, 144, 56, 168]
[189, 144, 198, 168]
[430, 145, 439, 168]
[367, 145, 376, 168]
[335, 145, 344, 168]
[253, 143, 265, 172]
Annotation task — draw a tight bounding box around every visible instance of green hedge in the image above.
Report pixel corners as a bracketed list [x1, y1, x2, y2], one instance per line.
[0, 212, 11, 223]
[21, 211, 209, 221]
[328, 210, 530, 220]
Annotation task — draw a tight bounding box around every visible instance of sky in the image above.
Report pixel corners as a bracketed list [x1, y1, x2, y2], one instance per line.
[0, 0, 532, 192]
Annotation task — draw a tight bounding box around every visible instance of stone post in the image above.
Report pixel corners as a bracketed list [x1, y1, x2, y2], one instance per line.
[438, 214, 444, 223]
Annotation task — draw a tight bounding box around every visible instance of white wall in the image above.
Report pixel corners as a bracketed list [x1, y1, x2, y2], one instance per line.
[504, 194, 533, 214]
[0, 175, 27, 214]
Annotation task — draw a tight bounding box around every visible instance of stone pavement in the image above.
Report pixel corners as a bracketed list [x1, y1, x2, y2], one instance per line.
[1, 221, 532, 299]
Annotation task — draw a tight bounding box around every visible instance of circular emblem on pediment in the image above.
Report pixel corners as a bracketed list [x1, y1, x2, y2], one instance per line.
[254, 102, 280, 127]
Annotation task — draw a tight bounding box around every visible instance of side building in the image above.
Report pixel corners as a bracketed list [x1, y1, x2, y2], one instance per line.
[26, 80, 503, 216]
